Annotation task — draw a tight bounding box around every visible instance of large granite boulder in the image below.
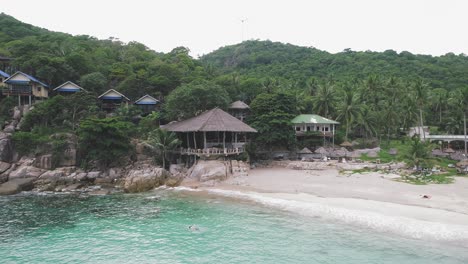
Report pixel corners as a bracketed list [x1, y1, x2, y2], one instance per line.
[36, 154, 52, 170]
[8, 165, 45, 179]
[0, 178, 35, 195]
[188, 160, 229, 182]
[0, 161, 11, 174]
[0, 133, 13, 163]
[12, 107, 21, 121]
[123, 165, 169, 193]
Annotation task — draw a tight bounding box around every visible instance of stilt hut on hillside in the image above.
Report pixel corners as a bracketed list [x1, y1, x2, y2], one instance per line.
[98, 89, 130, 112]
[134, 94, 159, 114]
[53, 81, 86, 95]
[162, 108, 257, 157]
[2, 71, 49, 105]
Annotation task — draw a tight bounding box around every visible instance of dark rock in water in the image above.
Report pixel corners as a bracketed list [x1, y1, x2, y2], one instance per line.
[0, 178, 35, 195]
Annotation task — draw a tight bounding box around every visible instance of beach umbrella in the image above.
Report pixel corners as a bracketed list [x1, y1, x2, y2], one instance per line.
[431, 149, 448, 157]
[444, 147, 456, 153]
[315, 147, 328, 155]
[340, 141, 353, 148]
[298, 147, 312, 154]
[450, 152, 465, 161]
[456, 159, 468, 168]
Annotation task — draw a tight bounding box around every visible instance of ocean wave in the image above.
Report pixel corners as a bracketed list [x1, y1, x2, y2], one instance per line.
[202, 188, 468, 244]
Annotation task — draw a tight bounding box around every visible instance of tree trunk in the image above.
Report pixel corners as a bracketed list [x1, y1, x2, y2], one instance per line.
[162, 150, 166, 170]
[464, 112, 467, 155]
[419, 108, 425, 141]
[439, 107, 442, 124]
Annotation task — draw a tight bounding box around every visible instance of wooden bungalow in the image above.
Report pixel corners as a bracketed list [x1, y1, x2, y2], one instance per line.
[134, 94, 159, 114]
[98, 89, 130, 111]
[228, 100, 250, 122]
[53, 81, 86, 95]
[162, 108, 257, 157]
[2, 71, 49, 105]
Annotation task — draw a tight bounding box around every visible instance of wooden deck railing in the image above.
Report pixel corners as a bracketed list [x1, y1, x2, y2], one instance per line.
[1, 87, 32, 96]
[179, 147, 244, 156]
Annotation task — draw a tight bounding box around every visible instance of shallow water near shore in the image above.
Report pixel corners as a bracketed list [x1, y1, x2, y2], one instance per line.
[1, 190, 467, 264]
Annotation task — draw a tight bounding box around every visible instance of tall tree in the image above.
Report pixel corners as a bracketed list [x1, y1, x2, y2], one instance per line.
[413, 79, 429, 140]
[311, 82, 337, 118]
[249, 92, 298, 150]
[336, 87, 363, 140]
[146, 129, 181, 169]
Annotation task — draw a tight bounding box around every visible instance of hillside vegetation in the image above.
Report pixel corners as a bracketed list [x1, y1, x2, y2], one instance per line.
[0, 13, 467, 168]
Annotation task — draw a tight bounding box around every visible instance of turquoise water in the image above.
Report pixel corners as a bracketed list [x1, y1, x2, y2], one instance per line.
[1, 190, 467, 264]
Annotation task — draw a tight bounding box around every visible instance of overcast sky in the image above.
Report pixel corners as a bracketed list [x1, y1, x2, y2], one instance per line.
[2, 0, 468, 57]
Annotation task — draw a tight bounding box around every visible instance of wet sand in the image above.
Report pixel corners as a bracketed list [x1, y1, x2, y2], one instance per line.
[204, 167, 468, 233]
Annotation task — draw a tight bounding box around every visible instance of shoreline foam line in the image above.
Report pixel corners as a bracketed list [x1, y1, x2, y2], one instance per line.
[174, 187, 468, 245]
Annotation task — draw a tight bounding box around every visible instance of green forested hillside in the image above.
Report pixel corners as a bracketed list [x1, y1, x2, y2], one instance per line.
[0, 13, 467, 154]
[0, 13, 208, 99]
[201, 40, 468, 91]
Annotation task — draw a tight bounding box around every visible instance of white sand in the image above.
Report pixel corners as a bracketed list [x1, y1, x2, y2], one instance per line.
[200, 167, 468, 242]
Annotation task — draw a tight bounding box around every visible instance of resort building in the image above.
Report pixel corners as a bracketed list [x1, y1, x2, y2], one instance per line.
[228, 100, 250, 122]
[98, 89, 130, 111]
[162, 108, 257, 157]
[292, 114, 339, 136]
[134, 94, 160, 114]
[2, 71, 49, 105]
[53, 81, 86, 95]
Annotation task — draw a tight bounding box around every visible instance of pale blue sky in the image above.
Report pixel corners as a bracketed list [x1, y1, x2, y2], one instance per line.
[2, 0, 467, 57]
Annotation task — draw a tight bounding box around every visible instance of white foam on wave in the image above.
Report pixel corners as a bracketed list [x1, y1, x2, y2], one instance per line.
[171, 186, 202, 192]
[204, 188, 468, 244]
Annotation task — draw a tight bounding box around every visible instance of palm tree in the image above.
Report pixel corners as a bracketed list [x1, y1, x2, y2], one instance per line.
[356, 105, 378, 140]
[311, 82, 337, 118]
[429, 88, 448, 124]
[336, 87, 363, 140]
[400, 96, 419, 134]
[448, 87, 468, 154]
[413, 79, 428, 140]
[146, 129, 181, 169]
[305, 77, 319, 96]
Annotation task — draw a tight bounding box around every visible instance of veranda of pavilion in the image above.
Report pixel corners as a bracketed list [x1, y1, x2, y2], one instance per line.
[162, 108, 257, 157]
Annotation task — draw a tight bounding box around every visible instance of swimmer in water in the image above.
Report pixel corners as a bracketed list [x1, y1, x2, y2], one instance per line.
[188, 225, 199, 231]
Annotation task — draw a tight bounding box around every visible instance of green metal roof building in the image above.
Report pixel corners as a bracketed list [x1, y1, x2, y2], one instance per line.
[291, 114, 339, 137]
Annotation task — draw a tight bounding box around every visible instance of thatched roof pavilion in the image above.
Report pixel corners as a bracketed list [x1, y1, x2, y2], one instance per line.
[162, 108, 256, 157]
[163, 108, 256, 133]
[228, 101, 250, 121]
[229, 101, 250, 110]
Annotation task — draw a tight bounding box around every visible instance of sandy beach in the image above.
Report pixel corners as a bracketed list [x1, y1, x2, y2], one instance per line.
[198, 166, 468, 243]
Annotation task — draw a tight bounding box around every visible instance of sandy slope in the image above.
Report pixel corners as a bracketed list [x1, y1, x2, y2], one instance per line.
[209, 167, 468, 228]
